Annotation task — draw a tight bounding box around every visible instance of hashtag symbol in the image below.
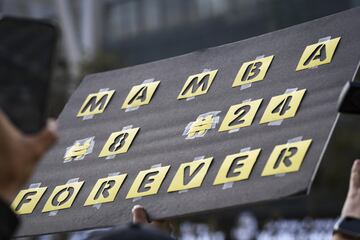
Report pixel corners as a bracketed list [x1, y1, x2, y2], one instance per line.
[64, 139, 91, 161]
[188, 116, 214, 138]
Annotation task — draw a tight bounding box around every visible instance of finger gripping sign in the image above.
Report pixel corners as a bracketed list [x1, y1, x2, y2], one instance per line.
[13, 8, 360, 236]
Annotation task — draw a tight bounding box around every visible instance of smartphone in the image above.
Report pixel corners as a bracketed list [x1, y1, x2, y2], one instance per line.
[0, 17, 58, 133]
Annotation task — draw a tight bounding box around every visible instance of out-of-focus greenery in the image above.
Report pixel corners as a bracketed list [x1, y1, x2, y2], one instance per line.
[80, 52, 127, 78]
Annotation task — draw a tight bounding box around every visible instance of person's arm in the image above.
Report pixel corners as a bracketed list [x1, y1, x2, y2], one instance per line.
[332, 160, 360, 240]
[0, 112, 57, 239]
[0, 197, 19, 240]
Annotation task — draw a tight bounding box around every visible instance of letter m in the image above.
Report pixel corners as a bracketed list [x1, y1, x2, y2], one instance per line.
[77, 90, 115, 117]
[177, 70, 218, 99]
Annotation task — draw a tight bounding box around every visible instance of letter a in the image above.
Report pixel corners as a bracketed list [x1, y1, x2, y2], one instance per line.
[296, 37, 341, 71]
[122, 81, 160, 109]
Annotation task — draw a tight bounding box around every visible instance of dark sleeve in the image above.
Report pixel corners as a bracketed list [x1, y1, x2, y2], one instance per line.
[0, 198, 19, 240]
[90, 224, 174, 240]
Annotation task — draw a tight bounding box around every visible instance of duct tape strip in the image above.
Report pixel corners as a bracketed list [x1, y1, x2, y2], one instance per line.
[29, 183, 42, 188]
[83, 115, 94, 120]
[125, 107, 140, 112]
[222, 147, 252, 190]
[222, 182, 234, 190]
[93, 204, 102, 210]
[242, 99, 253, 103]
[285, 88, 298, 94]
[82, 114, 94, 121]
[287, 136, 303, 144]
[49, 210, 58, 217]
[256, 55, 266, 60]
[178, 190, 189, 194]
[194, 155, 205, 161]
[83, 88, 110, 120]
[49, 178, 80, 216]
[106, 126, 133, 160]
[108, 172, 121, 177]
[228, 99, 252, 134]
[268, 88, 298, 126]
[143, 78, 155, 84]
[275, 136, 303, 178]
[318, 36, 331, 43]
[67, 178, 80, 184]
[228, 129, 239, 134]
[240, 147, 252, 152]
[122, 125, 133, 130]
[240, 84, 252, 91]
[151, 163, 162, 168]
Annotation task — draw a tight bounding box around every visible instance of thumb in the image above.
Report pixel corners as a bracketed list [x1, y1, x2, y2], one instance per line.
[30, 119, 58, 157]
[350, 159, 360, 190]
[132, 205, 149, 224]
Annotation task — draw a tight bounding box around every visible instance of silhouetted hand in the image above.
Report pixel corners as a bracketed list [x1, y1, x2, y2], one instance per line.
[0, 112, 57, 204]
[341, 160, 360, 219]
[132, 205, 173, 235]
[333, 160, 360, 240]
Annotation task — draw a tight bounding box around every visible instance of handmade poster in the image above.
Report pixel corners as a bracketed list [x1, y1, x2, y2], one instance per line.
[13, 7, 360, 236]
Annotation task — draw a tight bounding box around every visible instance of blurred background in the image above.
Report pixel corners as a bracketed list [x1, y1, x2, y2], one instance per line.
[1, 0, 360, 239]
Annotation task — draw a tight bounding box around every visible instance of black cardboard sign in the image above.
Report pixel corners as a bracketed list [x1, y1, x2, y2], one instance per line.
[14, 7, 360, 236]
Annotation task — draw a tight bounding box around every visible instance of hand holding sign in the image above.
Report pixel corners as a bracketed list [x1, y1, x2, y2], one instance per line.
[0, 112, 57, 204]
